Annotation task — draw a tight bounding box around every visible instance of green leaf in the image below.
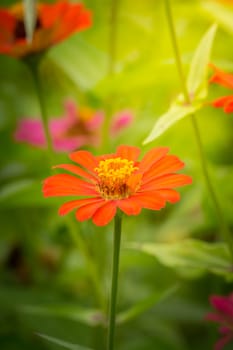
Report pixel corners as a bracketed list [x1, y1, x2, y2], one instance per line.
[37, 333, 93, 350]
[187, 24, 217, 100]
[21, 304, 105, 327]
[143, 103, 200, 144]
[23, 0, 37, 43]
[0, 179, 59, 208]
[143, 24, 217, 144]
[117, 284, 179, 325]
[128, 239, 232, 279]
[0, 179, 35, 202]
[49, 37, 107, 91]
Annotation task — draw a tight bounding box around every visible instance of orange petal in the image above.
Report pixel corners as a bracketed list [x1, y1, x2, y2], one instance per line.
[53, 164, 97, 182]
[61, 4, 91, 32]
[0, 9, 15, 40]
[138, 147, 169, 173]
[92, 201, 117, 226]
[76, 199, 108, 223]
[117, 198, 142, 216]
[73, 5, 92, 30]
[116, 145, 140, 161]
[127, 173, 142, 193]
[43, 174, 96, 197]
[132, 192, 166, 210]
[50, 4, 91, 43]
[209, 63, 233, 89]
[143, 155, 185, 183]
[40, 1, 69, 28]
[158, 189, 180, 203]
[69, 150, 98, 173]
[58, 197, 102, 216]
[212, 96, 232, 108]
[224, 96, 233, 113]
[40, 1, 91, 44]
[141, 173, 192, 191]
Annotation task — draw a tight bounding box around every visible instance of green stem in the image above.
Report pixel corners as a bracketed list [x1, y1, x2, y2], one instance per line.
[28, 61, 54, 161]
[66, 218, 106, 311]
[164, 0, 233, 259]
[164, 0, 189, 102]
[108, 0, 120, 77]
[102, 0, 120, 151]
[107, 213, 122, 350]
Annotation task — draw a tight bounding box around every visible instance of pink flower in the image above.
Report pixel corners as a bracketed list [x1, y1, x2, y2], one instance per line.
[14, 100, 133, 152]
[206, 293, 233, 350]
[110, 110, 133, 135]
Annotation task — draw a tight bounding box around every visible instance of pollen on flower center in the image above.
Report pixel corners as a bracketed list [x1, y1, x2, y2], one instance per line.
[95, 157, 138, 200]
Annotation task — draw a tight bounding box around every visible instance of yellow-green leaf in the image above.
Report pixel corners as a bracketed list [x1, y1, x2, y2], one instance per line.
[143, 103, 200, 144]
[187, 24, 217, 100]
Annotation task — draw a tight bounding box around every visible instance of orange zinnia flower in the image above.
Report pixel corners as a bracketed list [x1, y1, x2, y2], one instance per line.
[43, 145, 192, 226]
[209, 63, 233, 113]
[0, 0, 92, 58]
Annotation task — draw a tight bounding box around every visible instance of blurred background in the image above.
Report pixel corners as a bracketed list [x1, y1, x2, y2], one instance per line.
[0, 0, 233, 349]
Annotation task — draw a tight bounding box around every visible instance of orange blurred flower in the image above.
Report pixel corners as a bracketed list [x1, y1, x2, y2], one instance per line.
[43, 145, 192, 226]
[209, 63, 233, 113]
[0, 0, 92, 58]
[214, 0, 233, 5]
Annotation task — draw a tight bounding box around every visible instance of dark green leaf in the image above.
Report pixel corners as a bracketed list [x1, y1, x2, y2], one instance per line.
[21, 304, 105, 327]
[37, 333, 93, 350]
[117, 284, 179, 324]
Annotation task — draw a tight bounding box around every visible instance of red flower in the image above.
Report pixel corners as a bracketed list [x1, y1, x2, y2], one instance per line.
[43, 145, 192, 226]
[206, 294, 233, 350]
[209, 63, 233, 113]
[0, 1, 92, 58]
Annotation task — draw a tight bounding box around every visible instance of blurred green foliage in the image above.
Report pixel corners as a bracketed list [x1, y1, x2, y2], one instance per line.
[1, 1, 233, 350]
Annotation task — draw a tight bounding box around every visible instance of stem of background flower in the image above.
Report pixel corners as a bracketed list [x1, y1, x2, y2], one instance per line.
[108, 0, 119, 77]
[107, 213, 122, 350]
[101, 0, 120, 151]
[66, 217, 106, 311]
[27, 61, 54, 162]
[164, 0, 233, 259]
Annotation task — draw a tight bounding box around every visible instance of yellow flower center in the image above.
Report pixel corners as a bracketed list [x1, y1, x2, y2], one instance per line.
[95, 157, 138, 200]
[79, 106, 95, 121]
